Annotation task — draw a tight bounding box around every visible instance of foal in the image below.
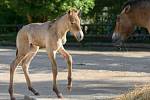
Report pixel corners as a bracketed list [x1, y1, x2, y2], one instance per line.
[8, 9, 84, 100]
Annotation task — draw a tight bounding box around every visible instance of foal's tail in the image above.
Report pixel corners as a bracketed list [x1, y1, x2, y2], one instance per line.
[16, 48, 18, 56]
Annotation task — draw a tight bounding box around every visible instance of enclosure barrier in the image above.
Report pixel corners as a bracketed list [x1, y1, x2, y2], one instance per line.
[0, 24, 149, 46]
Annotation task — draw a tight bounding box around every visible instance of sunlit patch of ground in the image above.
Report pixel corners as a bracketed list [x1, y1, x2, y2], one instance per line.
[1, 47, 150, 100]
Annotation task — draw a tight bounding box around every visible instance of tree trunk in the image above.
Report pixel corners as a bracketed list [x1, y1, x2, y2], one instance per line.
[26, 13, 32, 23]
[43, 15, 48, 22]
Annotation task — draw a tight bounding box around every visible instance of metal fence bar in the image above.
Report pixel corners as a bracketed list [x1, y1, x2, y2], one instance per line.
[0, 24, 149, 42]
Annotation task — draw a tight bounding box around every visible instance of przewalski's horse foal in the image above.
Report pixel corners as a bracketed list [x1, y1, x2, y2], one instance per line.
[112, 0, 150, 44]
[8, 9, 84, 100]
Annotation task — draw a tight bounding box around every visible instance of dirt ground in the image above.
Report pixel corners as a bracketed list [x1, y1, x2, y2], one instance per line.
[1, 47, 150, 100]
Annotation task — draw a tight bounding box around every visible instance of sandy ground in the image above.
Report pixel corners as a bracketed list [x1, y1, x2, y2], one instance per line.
[1, 47, 150, 100]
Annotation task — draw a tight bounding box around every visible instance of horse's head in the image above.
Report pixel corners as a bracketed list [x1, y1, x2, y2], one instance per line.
[112, 5, 135, 45]
[68, 9, 84, 42]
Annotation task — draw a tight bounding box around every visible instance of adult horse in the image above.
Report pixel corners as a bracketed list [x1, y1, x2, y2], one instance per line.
[8, 9, 84, 100]
[112, 0, 150, 43]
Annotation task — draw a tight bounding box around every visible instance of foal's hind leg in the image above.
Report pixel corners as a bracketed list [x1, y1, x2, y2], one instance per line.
[9, 53, 27, 100]
[21, 45, 39, 95]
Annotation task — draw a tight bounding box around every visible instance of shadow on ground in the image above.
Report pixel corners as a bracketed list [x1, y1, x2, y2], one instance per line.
[1, 79, 135, 100]
[1, 49, 150, 73]
[1, 47, 150, 100]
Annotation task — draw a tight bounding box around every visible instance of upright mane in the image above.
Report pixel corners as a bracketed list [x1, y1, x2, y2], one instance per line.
[48, 8, 78, 28]
[48, 13, 66, 29]
[52, 8, 78, 22]
[122, 0, 150, 9]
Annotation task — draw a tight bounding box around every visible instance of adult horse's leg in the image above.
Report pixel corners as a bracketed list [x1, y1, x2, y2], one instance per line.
[59, 47, 72, 91]
[47, 49, 63, 98]
[8, 53, 27, 100]
[21, 45, 39, 95]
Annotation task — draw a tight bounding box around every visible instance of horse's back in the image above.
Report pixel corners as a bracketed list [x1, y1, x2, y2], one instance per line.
[16, 21, 52, 49]
[28, 21, 51, 30]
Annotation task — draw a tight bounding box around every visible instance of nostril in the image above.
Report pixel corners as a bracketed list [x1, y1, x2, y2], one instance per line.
[112, 38, 117, 43]
[112, 37, 116, 43]
[112, 33, 120, 42]
[79, 34, 82, 39]
[76, 31, 84, 42]
[77, 33, 81, 39]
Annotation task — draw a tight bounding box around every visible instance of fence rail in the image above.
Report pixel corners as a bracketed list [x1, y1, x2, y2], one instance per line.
[0, 24, 150, 45]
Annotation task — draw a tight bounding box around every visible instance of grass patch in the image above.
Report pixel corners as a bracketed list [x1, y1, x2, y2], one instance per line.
[115, 85, 150, 100]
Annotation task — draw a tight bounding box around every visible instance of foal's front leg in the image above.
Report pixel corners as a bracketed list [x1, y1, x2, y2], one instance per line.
[59, 47, 72, 91]
[47, 50, 63, 98]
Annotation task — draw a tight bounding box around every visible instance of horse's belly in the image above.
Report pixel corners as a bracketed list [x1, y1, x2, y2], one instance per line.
[32, 39, 46, 48]
[29, 32, 46, 48]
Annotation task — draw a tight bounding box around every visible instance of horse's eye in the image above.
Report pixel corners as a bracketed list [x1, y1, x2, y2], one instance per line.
[71, 22, 75, 24]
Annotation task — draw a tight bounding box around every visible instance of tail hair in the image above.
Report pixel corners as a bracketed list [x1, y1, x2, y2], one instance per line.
[16, 48, 18, 56]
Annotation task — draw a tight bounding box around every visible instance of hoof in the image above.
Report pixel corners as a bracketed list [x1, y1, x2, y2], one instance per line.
[53, 88, 63, 98]
[34, 92, 40, 96]
[11, 97, 16, 100]
[67, 77, 72, 92]
[57, 93, 63, 98]
[67, 86, 72, 92]
[28, 87, 39, 96]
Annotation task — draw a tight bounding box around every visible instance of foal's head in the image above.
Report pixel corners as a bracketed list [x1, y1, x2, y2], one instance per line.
[112, 5, 135, 44]
[67, 9, 84, 42]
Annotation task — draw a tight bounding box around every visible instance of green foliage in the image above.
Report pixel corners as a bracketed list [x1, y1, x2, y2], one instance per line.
[91, 0, 127, 23]
[0, 0, 94, 23]
[0, 0, 131, 35]
[86, 0, 127, 34]
[0, 0, 126, 26]
[0, 0, 26, 24]
[59, 0, 94, 14]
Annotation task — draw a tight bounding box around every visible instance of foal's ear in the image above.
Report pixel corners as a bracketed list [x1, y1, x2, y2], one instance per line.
[68, 10, 73, 16]
[68, 10, 71, 15]
[124, 5, 131, 13]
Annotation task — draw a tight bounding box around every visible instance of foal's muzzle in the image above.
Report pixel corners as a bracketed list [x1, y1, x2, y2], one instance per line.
[76, 31, 84, 42]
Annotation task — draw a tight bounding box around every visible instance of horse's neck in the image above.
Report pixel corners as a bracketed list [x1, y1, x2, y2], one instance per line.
[130, 8, 150, 27]
[55, 15, 70, 39]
